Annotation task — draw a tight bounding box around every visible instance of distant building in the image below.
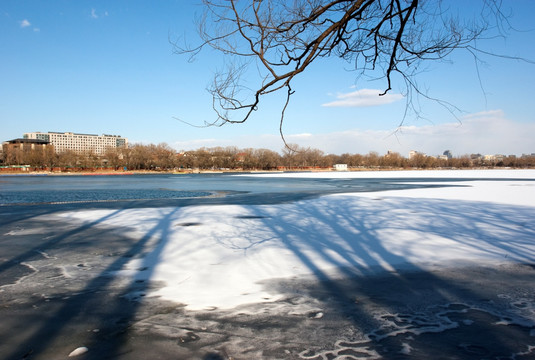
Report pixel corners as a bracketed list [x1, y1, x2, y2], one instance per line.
[333, 164, 348, 171]
[2, 138, 54, 164]
[409, 150, 425, 159]
[2, 138, 54, 152]
[23, 131, 128, 155]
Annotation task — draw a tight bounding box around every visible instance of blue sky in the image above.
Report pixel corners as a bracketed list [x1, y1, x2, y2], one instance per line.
[2, 1, 535, 157]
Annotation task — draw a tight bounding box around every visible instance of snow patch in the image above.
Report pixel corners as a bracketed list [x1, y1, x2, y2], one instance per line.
[399, 342, 412, 355]
[68, 346, 88, 357]
[4, 227, 49, 236]
[43, 170, 535, 310]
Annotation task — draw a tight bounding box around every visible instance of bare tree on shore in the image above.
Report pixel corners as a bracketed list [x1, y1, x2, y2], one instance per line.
[3, 144, 535, 171]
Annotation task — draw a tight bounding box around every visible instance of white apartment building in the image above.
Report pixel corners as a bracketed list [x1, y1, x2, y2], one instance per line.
[333, 163, 348, 171]
[23, 132, 128, 155]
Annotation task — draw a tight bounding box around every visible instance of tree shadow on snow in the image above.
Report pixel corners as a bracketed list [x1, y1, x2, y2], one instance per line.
[1, 192, 535, 359]
[234, 195, 535, 359]
[0, 206, 181, 359]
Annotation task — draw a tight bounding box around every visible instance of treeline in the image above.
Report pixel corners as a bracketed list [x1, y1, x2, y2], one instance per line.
[2, 143, 535, 171]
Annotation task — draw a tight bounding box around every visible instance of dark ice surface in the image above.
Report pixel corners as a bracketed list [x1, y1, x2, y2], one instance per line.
[0, 173, 476, 206]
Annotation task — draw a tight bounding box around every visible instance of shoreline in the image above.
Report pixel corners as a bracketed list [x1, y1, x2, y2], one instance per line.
[1, 166, 533, 176]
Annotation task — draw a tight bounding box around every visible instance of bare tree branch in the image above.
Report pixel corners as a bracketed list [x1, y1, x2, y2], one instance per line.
[173, 0, 526, 141]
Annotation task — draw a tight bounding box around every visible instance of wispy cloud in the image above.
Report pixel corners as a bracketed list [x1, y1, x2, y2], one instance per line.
[289, 133, 313, 138]
[322, 88, 403, 108]
[460, 109, 504, 121]
[299, 110, 535, 156]
[168, 110, 535, 157]
[20, 19, 31, 28]
[172, 138, 227, 150]
[91, 9, 109, 19]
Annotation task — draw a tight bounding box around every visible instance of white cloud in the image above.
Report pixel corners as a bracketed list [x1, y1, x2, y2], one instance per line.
[291, 110, 535, 156]
[91, 9, 108, 19]
[20, 19, 31, 28]
[167, 110, 534, 157]
[322, 88, 403, 108]
[461, 109, 504, 120]
[172, 138, 228, 150]
[288, 133, 313, 138]
[171, 134, 286, 152]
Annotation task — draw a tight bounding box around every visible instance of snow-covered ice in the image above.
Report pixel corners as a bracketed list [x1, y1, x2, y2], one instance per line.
[51, 170, 535, 311]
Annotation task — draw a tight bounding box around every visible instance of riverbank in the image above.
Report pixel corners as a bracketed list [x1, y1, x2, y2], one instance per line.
[1, 166, 534, 176]
[0, 168, 290, 176]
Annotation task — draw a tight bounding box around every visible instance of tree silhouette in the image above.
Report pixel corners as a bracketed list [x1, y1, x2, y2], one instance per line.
[175, 0, 516, 142]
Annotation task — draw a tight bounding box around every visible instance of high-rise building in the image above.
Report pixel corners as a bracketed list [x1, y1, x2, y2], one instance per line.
[23, 132, 128, 155]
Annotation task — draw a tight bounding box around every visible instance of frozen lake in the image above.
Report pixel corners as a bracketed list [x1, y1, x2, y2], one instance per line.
[1, 170, 532, 206]
[1, 169, 534, 359]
